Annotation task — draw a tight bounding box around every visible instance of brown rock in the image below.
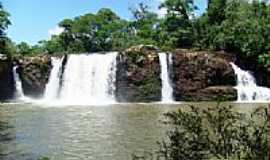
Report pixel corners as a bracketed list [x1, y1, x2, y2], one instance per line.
[171, 50, 237, 101]
[17, 55, 52, 98]
[116, 45, 161, 102]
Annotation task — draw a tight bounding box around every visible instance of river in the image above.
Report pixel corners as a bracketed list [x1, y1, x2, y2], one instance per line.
[0, 103, 267, 160]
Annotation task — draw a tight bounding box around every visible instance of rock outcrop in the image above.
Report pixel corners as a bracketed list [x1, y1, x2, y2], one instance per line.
[0, 54, 14, 101]
[116, 45, 161, 102]
[0, 47, 239, 102]
[16, 55, 51, 98]
[171, 49, 237, 101]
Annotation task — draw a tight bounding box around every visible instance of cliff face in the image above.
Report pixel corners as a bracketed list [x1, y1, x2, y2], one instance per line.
[0, 47, 239, 102]
[0, 54, 14, 101]
[171, 49, 237, 101]
[16, 56, 51, 98]
[116, 45, 162, 102]
[116, 47, 237, 102]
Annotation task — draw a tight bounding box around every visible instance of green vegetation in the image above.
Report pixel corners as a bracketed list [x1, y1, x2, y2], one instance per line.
[0, 2, 14, 56]
[133, 104, 270, 160]
[195, 0, 270, 69]
[0, 0, 269, 66]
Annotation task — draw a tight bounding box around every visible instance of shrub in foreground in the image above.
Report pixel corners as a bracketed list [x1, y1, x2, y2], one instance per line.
[133, 104, 270, 160]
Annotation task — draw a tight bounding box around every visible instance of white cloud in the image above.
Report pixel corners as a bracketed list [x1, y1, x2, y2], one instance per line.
[48, 26, 64, 37]
[157, 7, 167, 17]
[154, 0, 166, 17]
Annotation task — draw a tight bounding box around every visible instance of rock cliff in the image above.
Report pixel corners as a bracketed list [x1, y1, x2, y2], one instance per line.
[16, 55, 51, 98]
[0, 54, 14, 101]
[171, 49, 237, 101]
[116, 45, 162, 102]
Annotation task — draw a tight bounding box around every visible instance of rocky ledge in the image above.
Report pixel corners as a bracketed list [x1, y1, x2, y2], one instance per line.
[171, 49, 237, 101]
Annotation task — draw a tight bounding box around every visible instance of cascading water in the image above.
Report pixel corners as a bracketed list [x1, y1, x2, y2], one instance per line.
[230, 63, 270, 102]
[59, 52, 118, 105]
[43, 57, 63, 101]
[158, 53, 174, 102]
[12, 66, 25, 99]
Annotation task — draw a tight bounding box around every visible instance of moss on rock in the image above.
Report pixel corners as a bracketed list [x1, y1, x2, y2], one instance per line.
[116, 45, 161, 102]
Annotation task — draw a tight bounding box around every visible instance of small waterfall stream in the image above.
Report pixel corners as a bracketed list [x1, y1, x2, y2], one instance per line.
[12, 66, 25, 99]
[43, 57, 63, 101]
[230, 63, 270, 102]
[59, 52, 118, 105]
[158, 53, 174, 102]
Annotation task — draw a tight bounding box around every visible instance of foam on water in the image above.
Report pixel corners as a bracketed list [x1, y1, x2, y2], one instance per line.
[230, 63, 270, 102]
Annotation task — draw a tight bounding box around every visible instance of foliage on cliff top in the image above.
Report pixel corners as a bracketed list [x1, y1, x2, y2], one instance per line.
[0, 0, 269, 70]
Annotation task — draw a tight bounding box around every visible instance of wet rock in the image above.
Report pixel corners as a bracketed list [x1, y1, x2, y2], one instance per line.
[17, 55, 52, 98]
[116, 45, 161, 102]
[171, 49, 237, 101]
[0, 54, 14, 101]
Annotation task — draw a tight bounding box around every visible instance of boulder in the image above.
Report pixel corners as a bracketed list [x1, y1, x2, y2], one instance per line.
[116, 45, 161, 102]
[171, 49, 237, 101]
[17, 55, 52, 98]
[0, 54, 14, 101]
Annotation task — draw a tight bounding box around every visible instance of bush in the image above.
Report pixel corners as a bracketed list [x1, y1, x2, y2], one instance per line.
[134, 103, 270, 160]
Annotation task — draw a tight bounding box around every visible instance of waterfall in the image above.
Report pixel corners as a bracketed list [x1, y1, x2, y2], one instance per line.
[158, 53, 174, 102]
[12, 66, 25, 99]
[59, 52, 118, 105]
[43, 57, 63, 101]
[230, 63, 270, 102]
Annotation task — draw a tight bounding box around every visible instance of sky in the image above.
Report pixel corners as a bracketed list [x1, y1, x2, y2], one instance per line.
[2, 0, 207, 45]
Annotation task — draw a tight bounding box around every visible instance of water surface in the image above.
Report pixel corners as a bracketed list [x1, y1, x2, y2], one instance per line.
[0, 102, 267, 160]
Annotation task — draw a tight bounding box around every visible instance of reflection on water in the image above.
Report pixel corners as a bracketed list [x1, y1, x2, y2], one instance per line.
[0, 109, 16, 160]
[0, 103, 268, 160]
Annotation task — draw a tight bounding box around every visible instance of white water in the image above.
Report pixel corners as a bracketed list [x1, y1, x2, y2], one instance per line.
[12, 66, 25, 99]
[158, 53, 174, 102]
[59, 52, 118, 105]
[230, 63, 270, 102]
[43, 57, 63, 101]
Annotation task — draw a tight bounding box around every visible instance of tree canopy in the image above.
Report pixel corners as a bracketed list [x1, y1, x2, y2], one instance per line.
[0, 0, 269, 70]
[0, 2, 13, 56]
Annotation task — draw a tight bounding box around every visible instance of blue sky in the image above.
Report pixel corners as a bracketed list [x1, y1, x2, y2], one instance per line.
[2, 0, 207, 45]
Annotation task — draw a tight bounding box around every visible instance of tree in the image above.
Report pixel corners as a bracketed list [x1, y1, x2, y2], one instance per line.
[160, 0, 197, 20]
[55, 8, 136, 52]
[39, 36, 64, 54]
[159, 0, 198, 48]
[0, 2, 11, 38]
[16, 42, 32, 55]
[130, 3, 160, 46]
[207, 0, 227, 25]
[58, 19, 75, 51]
[0, 2, 12, 56]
